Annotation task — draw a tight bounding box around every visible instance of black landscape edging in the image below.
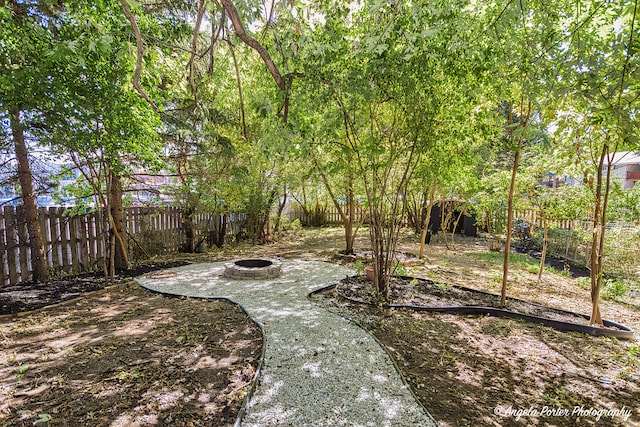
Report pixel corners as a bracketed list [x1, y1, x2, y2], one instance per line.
[136, 283, 267, 427]
[307, 281, 438, 425]
[331, 276, 634, 340]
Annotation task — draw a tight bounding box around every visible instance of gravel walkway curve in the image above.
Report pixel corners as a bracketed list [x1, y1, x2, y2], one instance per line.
[136, 260, 436, 427]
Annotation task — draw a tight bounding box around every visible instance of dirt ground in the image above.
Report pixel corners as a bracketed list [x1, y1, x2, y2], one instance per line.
[0, 283, 262, 426]
[1, 226, 639, 426]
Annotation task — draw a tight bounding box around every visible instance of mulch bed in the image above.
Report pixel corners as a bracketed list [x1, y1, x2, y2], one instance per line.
[337, 276, 616, 327]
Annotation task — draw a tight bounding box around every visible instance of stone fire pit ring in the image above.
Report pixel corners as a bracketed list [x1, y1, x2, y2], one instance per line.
[223, 258, 282, 280]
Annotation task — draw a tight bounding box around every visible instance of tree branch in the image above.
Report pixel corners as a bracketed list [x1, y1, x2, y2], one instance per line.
[220, 0, 286, 91]
[118, 0, 158, 110]
[187, 0, 207, 106]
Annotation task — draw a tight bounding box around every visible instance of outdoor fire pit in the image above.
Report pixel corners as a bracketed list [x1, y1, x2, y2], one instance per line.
[223, 258, 282, 279]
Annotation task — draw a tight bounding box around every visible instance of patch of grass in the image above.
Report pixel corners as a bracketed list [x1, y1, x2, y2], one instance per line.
[547, 265, 572, 277]
[602, 279, 629, 300]
[437, 282, 451, 291]
[543, 386, 583, 407]
[481, 318, 513, 337]
[527, 265, 539, 275]
[468, 251, 538, 267]
[574, 277, 629, 300]
[576, 277, 590, 290]
[490, 272, 503, 283]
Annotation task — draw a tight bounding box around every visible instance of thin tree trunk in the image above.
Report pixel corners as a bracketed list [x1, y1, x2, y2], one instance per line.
[220, 0, 285, 91]
[187, 0, 206, 104]
[589, 143, 612, 326]
[108, 172, 130, 271]
[313, 151, 357, 254]
[182, 208, 195, 252]
[450, 207, 464, 250]
[501, 141, 521, 307]
[9, 109, 50, 282]
[419, 179, 437, 259]
[501, 100, 530, 307]
[441, 199, 453, 250]
[118, 0, 157, 109]
[537, 214, 548, 284]
[226, 38, 248, 139]
[274, 185, 287, 233]
[345, 171, 356, 254]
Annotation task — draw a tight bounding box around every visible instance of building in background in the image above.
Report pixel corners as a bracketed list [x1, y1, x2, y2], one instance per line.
[608, 151, 640, 189]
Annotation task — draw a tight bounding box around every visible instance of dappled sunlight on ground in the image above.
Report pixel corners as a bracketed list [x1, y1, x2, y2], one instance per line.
[138, 259, 435, 426]
[0, 284, 261, 426]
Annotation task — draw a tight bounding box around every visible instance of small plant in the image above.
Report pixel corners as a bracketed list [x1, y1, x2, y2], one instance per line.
[527, 265, 539, 275]
[16, 364, 29, 381]
[393, 263, 407, 276]
[437, 282, 450, 291]
[354, 260, 365, 274]
[33, 414, 52, 425]
[602, 279, 629, 300]
[409, 278, 419, 286]
[366, 288, 387, 307]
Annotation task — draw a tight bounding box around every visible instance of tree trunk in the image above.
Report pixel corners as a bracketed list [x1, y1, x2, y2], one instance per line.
[440, 199, 454, 250]
[501, 141, 522, 307]
[419, 180, 437, 259]
[227, 38, 248, 139]
[213, 214, 227, 248]
[182, 207, 195, 252]
[589, 143, 612, 326]
[537, 214, 548, 284]
[450, 207, 464, 250]
[313, 151, 357, 255]
[108, 172, 129, 271]
[9, 109, 50, 283]
[273, 186, 287, 233]
[500, 100, 530, 308]
[344, 171, 356, 255]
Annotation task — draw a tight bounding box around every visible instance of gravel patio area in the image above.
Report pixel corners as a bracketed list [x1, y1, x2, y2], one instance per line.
[136, 260, 437, 427]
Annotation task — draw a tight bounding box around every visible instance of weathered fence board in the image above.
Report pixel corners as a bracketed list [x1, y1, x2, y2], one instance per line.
[4, 206, 19, 284]
[15, 207, 30, 281]
[0, 211, 8, 284]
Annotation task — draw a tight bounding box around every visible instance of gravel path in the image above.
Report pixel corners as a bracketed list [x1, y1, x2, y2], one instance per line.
[136, 260, 436, 427]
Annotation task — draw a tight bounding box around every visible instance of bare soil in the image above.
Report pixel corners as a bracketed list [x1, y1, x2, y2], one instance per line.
[1, 226, 639, 427]
[323, 276, 639, 426]
[0, 283, 262, 426]
[0, 262, 189, 316]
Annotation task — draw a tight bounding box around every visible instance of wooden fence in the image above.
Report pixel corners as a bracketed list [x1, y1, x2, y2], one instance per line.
[514, 209, 593, 232]
[289, 204, 412, 227]
[0, 206, 245, 286]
